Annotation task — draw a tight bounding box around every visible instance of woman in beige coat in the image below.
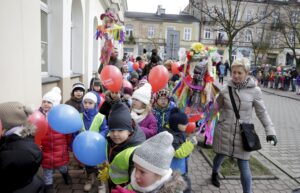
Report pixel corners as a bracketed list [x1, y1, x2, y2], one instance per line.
[211, 57, 277, 193]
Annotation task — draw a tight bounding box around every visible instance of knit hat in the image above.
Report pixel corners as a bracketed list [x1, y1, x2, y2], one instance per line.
[123, 87, 133, 96]
[108, 103, 133, 131]
[157, 89, 170, 99]
[72, 82, 85, 92]
[169, 107, 188, 130]
[133, 131, 174, 176]
[43, 87, 62, 106]
[130, 71, 139, 80]
[132, 83, 152, 105]
[0, 102, 33, 130]
[83, 92, 97, 104]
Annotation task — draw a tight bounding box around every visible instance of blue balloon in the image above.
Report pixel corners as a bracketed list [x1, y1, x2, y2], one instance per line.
[73, 131, 107, 166]
[128, 61, 133, 72]
[48, 104, 82, 134]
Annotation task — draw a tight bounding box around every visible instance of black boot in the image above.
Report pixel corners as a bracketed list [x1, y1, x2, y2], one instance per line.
[44, 184, 54, 193]
[62, 172, 72, 185]
[211, 172, 220, 187]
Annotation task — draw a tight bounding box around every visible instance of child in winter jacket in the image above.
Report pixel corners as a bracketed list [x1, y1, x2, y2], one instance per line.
[111, 131, 187, 193]
[40, 87, 72, 193]
[80, 91, 108, 192]
[103, 103, 146, 191]
[165, 108, 197, 193]
[65, 82, 85, 112]
[131, 83, 157, 139]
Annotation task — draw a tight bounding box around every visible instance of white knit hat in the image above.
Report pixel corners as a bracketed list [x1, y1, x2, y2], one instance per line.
[132, 83, 152, 105]
[43, 87, 62, 106]
[133, 131, 174, 176]
[83, 92, 97, 104]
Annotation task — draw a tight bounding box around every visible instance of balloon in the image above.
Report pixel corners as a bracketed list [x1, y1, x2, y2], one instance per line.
[98, 95, 105, 109]
[149, 65, 169, 92]
[73, 131, 107, 166]
[133, 62, 139, 71]
[100, 65, 123, 92]
[171, 62, 180, 75]
[0, 119, 2, 135]
[48, 104, 82, 134]
[140, 62, 145, 69]
[122, 79, 133, 90]
[28, 111, 48, 145]
[127, 61, 133, 72]
[186, 122, 196, 133]
[188, 114, 203, 122]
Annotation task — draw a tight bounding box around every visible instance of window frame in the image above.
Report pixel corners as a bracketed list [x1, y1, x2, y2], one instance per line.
[148, 26, 155, 38]
[40, 1, 49, 76]
[183, 27, 192, 41]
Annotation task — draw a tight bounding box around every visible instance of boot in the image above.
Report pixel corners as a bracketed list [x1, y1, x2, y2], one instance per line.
[84, 173, 95, 192]
[44, 184, 54, 193]
[62, 172, 72, 185]
[98, 183, 106, 193]
[211, 172, 220, 187]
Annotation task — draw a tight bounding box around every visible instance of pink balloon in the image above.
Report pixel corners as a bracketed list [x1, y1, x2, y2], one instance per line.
[122, 79, 133, 90]
[28, 111, 48, 146]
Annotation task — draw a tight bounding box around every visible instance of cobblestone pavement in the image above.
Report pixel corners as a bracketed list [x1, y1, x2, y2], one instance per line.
[52, 81, 300, 193]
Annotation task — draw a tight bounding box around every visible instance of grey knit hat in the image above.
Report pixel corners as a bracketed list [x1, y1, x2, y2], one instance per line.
[133, 131, 174, 176]
[0, 102, 33, 130]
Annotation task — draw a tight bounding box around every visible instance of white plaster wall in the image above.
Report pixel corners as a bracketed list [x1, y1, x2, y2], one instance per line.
[0, 0, 41, 106]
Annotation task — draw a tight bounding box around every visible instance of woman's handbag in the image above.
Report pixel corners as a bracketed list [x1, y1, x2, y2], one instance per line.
[228, 86, 262, 152]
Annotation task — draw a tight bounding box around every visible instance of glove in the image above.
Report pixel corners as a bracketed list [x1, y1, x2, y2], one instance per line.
[111, 185, 136, 193]
[266, 135, 277, 146]
[97, 163, 109, 182]
[188, 135, 198, 146]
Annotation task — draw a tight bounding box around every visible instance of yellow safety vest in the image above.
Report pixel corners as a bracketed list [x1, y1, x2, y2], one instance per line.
[80, 113, 105, 132]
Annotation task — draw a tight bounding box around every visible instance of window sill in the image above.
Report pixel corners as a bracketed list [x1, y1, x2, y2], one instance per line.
[42, 76, 61, 84]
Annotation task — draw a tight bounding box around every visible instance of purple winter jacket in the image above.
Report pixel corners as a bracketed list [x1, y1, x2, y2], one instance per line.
[138, 113, 158, 139]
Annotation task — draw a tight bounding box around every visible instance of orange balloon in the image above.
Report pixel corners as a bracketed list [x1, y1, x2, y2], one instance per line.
[171, 62, 180, 75]
[28, 111, 48, 146]
[100, 65, 123, 92]
[133, 62, 139, 71]
[149, 65, 169, 92]
[186, 122, 196, 133]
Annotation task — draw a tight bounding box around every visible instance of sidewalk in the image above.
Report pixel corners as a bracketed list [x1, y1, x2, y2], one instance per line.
[259, 86, 300, 101]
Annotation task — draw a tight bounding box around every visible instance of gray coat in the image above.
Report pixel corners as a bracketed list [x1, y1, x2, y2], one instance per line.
[213, 77, 276, 160]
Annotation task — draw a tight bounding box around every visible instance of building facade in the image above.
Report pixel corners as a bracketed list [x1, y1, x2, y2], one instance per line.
[0, 0, 126, 106]
[124, 5, 200, 61]
[186, 0, 300, 66]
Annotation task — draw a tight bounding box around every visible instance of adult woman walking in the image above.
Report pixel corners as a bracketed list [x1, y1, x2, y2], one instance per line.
[211, 57, 277, 193]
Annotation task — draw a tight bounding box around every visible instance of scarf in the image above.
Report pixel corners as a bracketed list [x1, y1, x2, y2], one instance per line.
[131, 108, 147, 124]
[234, 77, 250, 90]
[82, 108, 98, 130]
[130, 168, 172, 193]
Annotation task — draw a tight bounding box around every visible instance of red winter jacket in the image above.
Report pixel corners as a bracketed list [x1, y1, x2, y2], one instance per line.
[41, 125, 71, 169]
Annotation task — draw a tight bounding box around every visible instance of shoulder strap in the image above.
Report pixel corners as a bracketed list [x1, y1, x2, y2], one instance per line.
[228, 86, 240, 120]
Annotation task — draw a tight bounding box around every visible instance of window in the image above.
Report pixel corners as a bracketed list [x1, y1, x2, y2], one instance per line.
[244, 30, 252, 42]
[288, 31, 295, 45]
[246, 10, 252, 21]
[125, 25, 133, 37]
[291, 11, 299, 24]
[184, 28, 192, 41]
[148, 26, 155, 38]
[41, 1, 49, 74]
[256, 30, 263, 41]
[271, 33, 277, 45]
[165, 26, 175, 39]
[272, 11, 280, 24]
[204, 28, 211, 39]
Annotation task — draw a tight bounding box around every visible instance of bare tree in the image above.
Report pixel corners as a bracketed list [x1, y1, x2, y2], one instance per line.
[277, 4, 300, 73]
[250, 24, 271, 66]
[190, 0, 273, 66]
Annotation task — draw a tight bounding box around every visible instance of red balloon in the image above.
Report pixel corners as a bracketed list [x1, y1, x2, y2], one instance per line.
[186, 122, 196, 133]
[28, 111, 48, 146]
[0, 119, 2, 134]
[100, 65, 123, 92]
[140, 62, 145, 69]
[171, 62, 180, 75]
[188, 114, 203, 122]
[149, 65, 169, 92]
[133, 62, 139, 71]
[123, 79, 133, 90]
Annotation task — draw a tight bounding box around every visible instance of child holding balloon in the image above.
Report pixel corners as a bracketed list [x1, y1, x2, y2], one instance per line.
[39, 87, 72, 193]
[163, 107, 197, 193]
[80, 91, 108, 192]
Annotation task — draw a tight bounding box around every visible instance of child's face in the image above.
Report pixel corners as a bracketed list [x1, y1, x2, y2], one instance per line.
[157, 96, 169, 108]
[93, 85, 101, 92]
[83, 99, 95, 109]
[74, 90, 84, 99]
[109, 130, 131, 144]
[134, 163, 162, 187]
[178, 124, 188, 132]
[132, 98, 145, 110]
[111, 92, 120, 101]
[41, 100, 53, 113]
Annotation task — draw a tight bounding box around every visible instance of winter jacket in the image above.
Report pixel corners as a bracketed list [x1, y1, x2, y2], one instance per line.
[213, 77, 276, 160]
[107, 126, 146, 188]
[152, 101, 176, 133]
[41, 124, 71, 169]
[65, 96, 83, 112]
[138, 113, 157, 139]
[0, 125, 44, 193]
